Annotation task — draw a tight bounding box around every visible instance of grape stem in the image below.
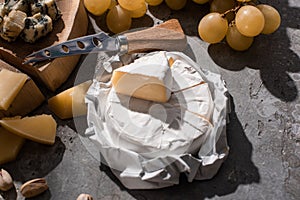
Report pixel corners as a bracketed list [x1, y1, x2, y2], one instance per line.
[221, 4, 241, 18]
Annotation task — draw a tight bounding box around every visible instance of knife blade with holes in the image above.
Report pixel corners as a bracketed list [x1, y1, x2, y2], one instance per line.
[24, 19, 187, 64]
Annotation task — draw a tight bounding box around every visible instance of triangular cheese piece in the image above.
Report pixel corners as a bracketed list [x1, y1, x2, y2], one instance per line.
[0, 115, 57, 145]
[111, 51, 172, 103]
[0, 69, 27, 110]
[48, 80, 92, 119]
[0, 127, 25, 164]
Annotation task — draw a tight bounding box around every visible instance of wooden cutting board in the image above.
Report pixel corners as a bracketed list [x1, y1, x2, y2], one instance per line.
[0, 0, 88, 91]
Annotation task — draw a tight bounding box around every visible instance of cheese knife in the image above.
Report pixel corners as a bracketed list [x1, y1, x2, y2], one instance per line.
[24, 19, 187, 64]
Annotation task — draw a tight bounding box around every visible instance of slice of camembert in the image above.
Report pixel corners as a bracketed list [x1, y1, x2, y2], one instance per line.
[0, 68, 27, 110]
[0, 127, 25, 164]
[0, 114, 57, 145]
[111, 52, 172, 103]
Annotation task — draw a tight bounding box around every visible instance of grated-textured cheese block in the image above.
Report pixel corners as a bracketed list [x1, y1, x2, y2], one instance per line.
[0, 114, 57, 145]
[111, 51, 172, 103]
[0, 68, 27, 111]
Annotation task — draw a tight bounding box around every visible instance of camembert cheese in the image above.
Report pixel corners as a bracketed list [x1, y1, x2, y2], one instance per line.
[111, 51, 172, 103]
[92, 51, 215, 157]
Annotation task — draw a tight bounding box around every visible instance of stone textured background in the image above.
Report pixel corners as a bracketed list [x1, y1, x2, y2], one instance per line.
[1, 0, 299, 199]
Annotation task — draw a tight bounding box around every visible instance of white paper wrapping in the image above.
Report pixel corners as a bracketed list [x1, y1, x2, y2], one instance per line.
[83, 51, 229, 189]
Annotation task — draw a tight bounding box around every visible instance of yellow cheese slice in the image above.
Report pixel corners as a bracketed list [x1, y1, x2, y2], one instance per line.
[0, 115, 57, 145]
[0, 127, 25, 165]
[48, 80, 92, 119]
[0, 69, 27, 110]
[111, 51, 172, 103]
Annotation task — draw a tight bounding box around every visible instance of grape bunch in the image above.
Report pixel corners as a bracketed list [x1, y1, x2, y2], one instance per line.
[198, 0, 281, 51]
[83, 0, 193, 34]
[83, 0, 281, 51]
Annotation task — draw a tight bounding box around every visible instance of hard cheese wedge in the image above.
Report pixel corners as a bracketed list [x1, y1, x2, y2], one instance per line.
[0, 68, 27, 110]
[0, 60, 45, 118]
[0, 115, 57, 145]
[48, 80, 92, 119]
[111, 51, 172, 103]
[0, 127, 25, 165]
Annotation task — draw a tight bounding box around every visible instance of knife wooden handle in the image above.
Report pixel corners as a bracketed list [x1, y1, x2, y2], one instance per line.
[124, 19, 187, 53]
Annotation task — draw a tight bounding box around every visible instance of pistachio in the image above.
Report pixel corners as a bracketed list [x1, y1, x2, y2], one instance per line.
[0, 169, 13, 191]
[76, 193, 94, 200]
[20, 178, 48, 198]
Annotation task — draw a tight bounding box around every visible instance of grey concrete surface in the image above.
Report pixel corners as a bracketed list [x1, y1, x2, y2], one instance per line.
[1, 0, 300, 199]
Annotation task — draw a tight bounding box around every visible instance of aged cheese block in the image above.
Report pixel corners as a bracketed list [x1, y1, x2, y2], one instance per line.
[0, 127, 25, 164]
[0, 60, 45, 118]
[0, 0, 88, 91]
[48, 80, 92, 119]
[111, 52, 172, 103]
[0, 114, 57, 145]
[0, 68, 27, 110]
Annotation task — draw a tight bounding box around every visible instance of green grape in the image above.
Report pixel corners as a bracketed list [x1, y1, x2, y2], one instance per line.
[118, 0, 145, 11]
[257, 4, 281, 34]
[235, 5, 265, 37]
[146, 0, 164, 6]
[106, 5, 132, 33]
[130, 2, 147, 18]
[192, 0, 209, 4]
[226, 23, 254, 51]
[198, 12, 228, 44]
[165, 0, 187, 10]
[84, 0, 111, 16]
[210, 0, 235, 21]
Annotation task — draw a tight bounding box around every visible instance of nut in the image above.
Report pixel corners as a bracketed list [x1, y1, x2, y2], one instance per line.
[0, 169, 13, 191]
[76, 193, 94, 200]
[20, 178, 48, 198]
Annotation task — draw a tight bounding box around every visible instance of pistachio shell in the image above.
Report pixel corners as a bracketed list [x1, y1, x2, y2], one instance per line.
[76, 193, 94, 200]
[0, 169, 13, 191]
[20, 178, 48, 198]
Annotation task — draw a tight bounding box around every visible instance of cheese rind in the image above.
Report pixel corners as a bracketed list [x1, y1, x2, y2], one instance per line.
[111, 52, 172, 103]
[0, 114, 57, 145]
[48, 81, 92, 119]
[0, 68, 27, 110]
[0, 127, 25, 165]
